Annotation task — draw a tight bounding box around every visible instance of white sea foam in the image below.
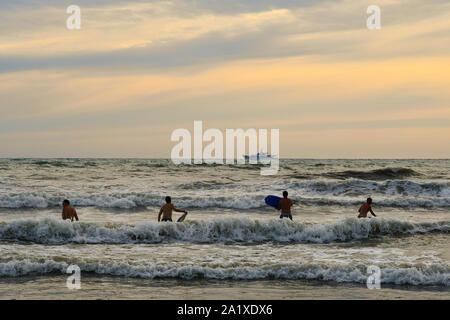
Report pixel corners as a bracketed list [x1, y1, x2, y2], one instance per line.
[0, 258, 448, 286]
[285, 180, 449, 198]
[0, 185, 449, 209]
[0, 216, 448, 244]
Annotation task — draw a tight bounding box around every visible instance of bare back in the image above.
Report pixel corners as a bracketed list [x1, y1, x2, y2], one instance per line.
[62, 206, 79, 221]
[158, 202, 187, 222]
[159, 203, 175, 220]
[278, 198, 293, 214]
[358, 202, 375, 218]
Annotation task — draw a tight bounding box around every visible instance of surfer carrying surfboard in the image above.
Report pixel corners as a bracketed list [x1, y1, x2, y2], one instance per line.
[158, 196, 188, 222]
[277, 191, 293, 220]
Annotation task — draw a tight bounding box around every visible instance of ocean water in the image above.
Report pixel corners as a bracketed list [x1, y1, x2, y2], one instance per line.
[0, 159, 449, 299]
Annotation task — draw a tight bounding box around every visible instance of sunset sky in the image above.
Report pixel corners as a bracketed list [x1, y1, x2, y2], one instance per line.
[0, 0, 449, 158]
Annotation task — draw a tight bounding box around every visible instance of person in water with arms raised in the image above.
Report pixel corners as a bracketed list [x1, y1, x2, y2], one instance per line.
[158, 196, 188, 222]
[358, 197, 376, 218]
[277, 190, 293, 220]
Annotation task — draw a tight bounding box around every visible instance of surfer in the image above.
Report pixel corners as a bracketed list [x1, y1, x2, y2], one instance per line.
[358, 197, 376, 218]
[62, 199, 79, 221]
[277, 191, 293, 220]
[158, 196, 188, 222]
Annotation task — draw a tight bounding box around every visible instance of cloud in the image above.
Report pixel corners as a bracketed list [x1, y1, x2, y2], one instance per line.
[1, 55, 449, 128]
[1, 0, 449, 73]
[0, 0, 449, 157]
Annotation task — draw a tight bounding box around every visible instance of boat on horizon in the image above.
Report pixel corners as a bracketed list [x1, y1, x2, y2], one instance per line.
[243, 152, 277, 162]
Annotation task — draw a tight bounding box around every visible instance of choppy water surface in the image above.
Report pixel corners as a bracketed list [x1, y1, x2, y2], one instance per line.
[0, 159, 449, 299]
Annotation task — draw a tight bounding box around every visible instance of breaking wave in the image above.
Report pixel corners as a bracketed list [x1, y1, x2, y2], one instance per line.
[0, 258, 448, 286]
[0, 193, 265, 209]
[322, 168, 420, 180]
[0, 217, 448, 245]
[0, 179, 449, 209]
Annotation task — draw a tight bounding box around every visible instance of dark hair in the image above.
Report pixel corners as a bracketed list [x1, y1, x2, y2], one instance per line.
[367, 197, 372, 203]
[165, 196, 171, 203]
[282, 191, 288, 198]
[63, 199, 70, 205]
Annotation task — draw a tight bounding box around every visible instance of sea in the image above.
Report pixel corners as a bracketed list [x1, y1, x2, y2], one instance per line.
[0, 158, 449, 299]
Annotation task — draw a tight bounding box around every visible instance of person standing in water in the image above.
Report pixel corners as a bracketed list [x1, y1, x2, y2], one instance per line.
[277, 191, 293, 220]
[358, 197, 377, 218]
[62, 199, 79, 221]
[158, 196, 188, 222]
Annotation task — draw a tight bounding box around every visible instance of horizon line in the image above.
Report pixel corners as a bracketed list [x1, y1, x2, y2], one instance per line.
[0, 157, 449, 160]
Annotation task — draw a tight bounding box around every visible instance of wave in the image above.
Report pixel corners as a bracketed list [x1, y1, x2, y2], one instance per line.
[0, 179, 448, 209]
[177, 180, 234, 189]
[0, 258, 448, 285]
[296, 197, 450, 208]
[322, 167, 420, 180]
[0, 217, 448, 245]
[30, 160, 99, 168]
[287, 179, 449, 196]
[0, 193, 265, 209]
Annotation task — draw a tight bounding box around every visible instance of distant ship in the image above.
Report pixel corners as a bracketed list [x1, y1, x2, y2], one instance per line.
[243, 152, 277, 162]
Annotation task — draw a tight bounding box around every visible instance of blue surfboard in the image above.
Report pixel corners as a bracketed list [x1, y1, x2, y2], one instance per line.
[265, 195, 281, 209]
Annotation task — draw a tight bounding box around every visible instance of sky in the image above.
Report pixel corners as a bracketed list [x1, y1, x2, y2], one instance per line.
[0, 0, 449, 158]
